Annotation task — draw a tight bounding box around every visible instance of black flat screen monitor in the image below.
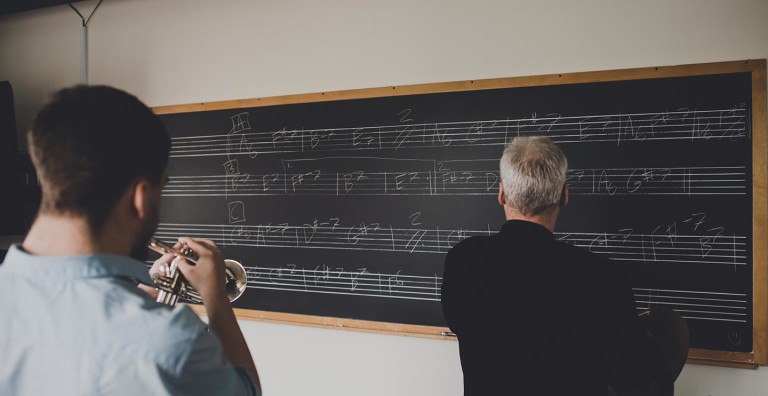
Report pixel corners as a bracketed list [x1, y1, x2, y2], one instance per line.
[0, 81, 26, 237]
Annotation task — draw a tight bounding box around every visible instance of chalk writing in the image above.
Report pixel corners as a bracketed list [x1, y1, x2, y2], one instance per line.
[632, 288, 747, 324]
[163, 165, 747, 197]
[244, 263, 441, 301]
[168, 106, 748, 158]
[155, 213, 746, 266]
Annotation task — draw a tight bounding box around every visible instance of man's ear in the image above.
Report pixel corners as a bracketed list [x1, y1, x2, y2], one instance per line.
[131, 179, 153, 220]
[498, 183, 506, 206]
[559, 184, 569, 208]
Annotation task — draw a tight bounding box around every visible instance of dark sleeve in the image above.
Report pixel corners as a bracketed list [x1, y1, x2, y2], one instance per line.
[441, 244, 468, 335]
[597, 258, 667, 390]
[601, 257, 641, 340]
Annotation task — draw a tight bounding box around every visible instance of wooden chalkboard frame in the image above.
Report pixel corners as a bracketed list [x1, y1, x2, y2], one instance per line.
[155, 59, 767, 368]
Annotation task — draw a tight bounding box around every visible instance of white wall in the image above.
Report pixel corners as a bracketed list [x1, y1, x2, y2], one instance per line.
[2, 1, 768, 395]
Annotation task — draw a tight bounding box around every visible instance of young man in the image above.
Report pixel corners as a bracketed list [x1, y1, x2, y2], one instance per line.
[441, 136, 664, 395]
[0, 86, 261, 395]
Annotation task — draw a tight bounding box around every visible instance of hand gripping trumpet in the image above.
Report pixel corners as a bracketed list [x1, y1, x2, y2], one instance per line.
[147, 237, 248, 306]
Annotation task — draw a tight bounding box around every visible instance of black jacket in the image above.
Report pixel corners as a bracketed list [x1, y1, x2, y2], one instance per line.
[441, 220, 661, 395]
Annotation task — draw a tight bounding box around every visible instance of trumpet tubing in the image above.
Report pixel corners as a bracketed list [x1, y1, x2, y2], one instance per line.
[147, 237, 247, 306]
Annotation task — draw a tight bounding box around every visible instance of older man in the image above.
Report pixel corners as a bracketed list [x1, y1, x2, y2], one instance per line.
[441, 136, 662, 395]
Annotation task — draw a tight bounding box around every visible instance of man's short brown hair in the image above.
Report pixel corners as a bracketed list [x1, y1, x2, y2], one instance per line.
[28, 85, 170, 234]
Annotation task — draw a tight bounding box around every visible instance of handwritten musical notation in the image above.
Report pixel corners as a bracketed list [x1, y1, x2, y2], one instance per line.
[556, 231, 746, 267]
[566, 166, 746, 196]
[162, 164, 747, 197]
[142, 253, 745, 322]
[154, 213, 746, 267]
[240, 264, 748, 323]
[149, 208, 747, 323]
[155, 219, 472, 254]
[557, 212, 747, 267]
[143, 253, 747, 322]
[634, 288, 747, 323]
[168, 106, 748, 158]
[244, 264, 442, 301]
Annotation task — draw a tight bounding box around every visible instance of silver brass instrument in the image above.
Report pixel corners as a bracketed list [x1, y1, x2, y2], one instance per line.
[148, 237, 248, 306]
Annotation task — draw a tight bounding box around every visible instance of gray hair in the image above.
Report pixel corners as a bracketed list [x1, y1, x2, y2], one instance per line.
[499, 136, 568, 216]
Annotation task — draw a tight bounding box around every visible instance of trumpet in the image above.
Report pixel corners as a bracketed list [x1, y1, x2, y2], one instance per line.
[147, 237, 248, 307]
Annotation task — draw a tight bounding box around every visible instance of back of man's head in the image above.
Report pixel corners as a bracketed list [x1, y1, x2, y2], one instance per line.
[499, 136, 568, 216]
[28, 85, 170, 234]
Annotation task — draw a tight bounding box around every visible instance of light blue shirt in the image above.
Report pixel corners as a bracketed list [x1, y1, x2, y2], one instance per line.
[0, 245, 259, 396]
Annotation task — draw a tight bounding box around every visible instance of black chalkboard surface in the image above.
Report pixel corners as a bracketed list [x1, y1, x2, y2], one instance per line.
[154, 60, 766, 367]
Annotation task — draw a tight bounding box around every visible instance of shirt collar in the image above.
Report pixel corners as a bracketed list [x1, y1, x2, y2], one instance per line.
[1, 245, 154, 285]
[499, 219, 554, 239]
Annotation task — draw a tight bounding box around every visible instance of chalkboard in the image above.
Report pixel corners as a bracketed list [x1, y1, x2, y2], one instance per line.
[153, 60, 766, 367]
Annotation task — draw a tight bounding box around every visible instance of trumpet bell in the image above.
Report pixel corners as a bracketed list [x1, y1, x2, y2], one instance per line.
[224, 259, 247, 303]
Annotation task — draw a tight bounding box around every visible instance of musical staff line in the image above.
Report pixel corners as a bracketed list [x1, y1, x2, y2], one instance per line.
[141, 259, 746, 322]
[169, 107, 748, 157]
[162, 165, 747, 197]
[155, 220, 747, 266]
[633, 288, 748, 323]
[163, 256, 747, 322]
[142, 254, 747, 323]
[243, 265, 442, 301]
